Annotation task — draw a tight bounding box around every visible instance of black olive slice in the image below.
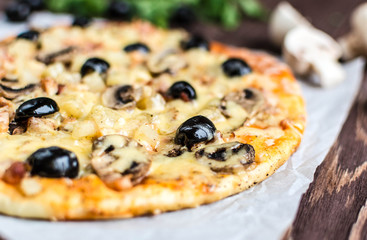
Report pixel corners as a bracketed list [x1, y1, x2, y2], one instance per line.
[174, 115, 216, 150]
[222, 58, 252, 77]
[123, 43, 150, 54]
[15, 97, 59, 120]
[72, 16, 92, 27]
[27, 146, 79, 178]
[166, 81, 197, 101]
[181, 35, 210, 51]
[80, 57, 110, 77]
[17, 30, 40, 42]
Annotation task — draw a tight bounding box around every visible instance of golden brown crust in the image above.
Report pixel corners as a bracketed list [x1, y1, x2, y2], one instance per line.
[0, 23, 306, 220]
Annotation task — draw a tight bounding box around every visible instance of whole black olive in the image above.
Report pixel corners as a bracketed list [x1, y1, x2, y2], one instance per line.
[15, 97, 59, 120]
[72, 16, 92, 27]
[175, 115, 216, 149]
[17, 30, 40, 42]
[222, 58, 252, 77]
[106, 1, 133, 21]
[27, 146, 79, 178]
[181, 35, 209, 51]
[80, 58, 110, 77]
[20, 0, 44, 11]
[123, 43, 150, 54]
[5, 2, 32, 22]
[166, 81, 197, 101]
[170, 5, 196, 27]
[115, 85, 134, 104]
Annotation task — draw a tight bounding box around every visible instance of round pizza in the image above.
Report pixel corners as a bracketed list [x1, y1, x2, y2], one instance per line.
[0, 20, 306, 220]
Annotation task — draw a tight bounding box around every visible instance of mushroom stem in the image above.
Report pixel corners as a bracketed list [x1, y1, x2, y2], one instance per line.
[338, 3, 367, 60]
[310, 57, 345, 88]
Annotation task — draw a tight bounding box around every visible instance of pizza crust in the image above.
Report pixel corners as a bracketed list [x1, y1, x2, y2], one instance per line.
[0, 22, 306, 220]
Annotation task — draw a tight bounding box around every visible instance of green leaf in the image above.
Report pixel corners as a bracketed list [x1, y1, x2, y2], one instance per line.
[44, 0, 267, 29]
[238, 0, 268, 20]
[46, 0, 72, 12]
[221, 2, 240, 29]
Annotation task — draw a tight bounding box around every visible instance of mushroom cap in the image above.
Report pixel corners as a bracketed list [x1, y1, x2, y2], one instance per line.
[269, 1, 312, 46]
[284, 26, 345, 87]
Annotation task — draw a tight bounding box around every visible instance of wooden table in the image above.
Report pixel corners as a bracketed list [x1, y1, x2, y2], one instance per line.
[0, 0, 366, 239]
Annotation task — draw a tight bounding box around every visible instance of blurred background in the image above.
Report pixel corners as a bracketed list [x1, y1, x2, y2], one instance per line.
[0, 0, 365, 52]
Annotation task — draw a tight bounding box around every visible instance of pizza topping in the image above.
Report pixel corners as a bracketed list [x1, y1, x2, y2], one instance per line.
[221, 88, 265, 116]
[26, 146, 79, 178]
[195, 142, 255, 173]
[15, 97, 59, 120]
[36, 46, 76, 65]
[81, 58, 110, 77]
[174, 115, 216, 150]
[147, 49, 187, 75]
[222, 58, 252, 77]
[20, 178, 42, 196]
[102, 85, 142, 110]
[166, 81, 197, 101]
[72, 16, 92, 28]
[124, 43, 151, 54]
[0, 83, 37, 100]
[16, 30, 40, 42]
[91, 135, 151, 191]
[2, 162, 27, 185]
[181, 35, 210, 51]
[166, 148, 184, 157]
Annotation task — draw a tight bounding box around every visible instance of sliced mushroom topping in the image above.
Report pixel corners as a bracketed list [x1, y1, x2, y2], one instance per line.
[102, 85, 142, 110]
[220, 88, 265, 117]
[195, 142, 255, 173]
[147, 48, 187, 75]
[91, 135, 151, 191]
[1, 77, 18, 83]
[36, 46, 75, 65]
[0, 83, 37, 100]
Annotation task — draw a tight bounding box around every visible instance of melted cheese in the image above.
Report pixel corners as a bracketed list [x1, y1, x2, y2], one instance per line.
[0, 21, 290, 181]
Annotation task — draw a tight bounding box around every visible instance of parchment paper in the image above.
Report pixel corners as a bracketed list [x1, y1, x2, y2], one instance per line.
[0, 12, 365, 240]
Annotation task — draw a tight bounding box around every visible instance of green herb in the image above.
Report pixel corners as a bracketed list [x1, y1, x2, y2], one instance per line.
[45, 0, 268, 29]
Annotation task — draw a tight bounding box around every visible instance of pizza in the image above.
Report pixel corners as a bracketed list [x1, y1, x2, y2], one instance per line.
[0, 20, 306, 220]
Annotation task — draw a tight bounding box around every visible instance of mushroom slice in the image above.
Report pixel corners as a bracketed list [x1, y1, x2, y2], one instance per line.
[91, 135, 151, 191]
[147, 48, 187, 75]
[0, 83, 37, 100]
[195, 142, 255, 173]
[221, 88, 265, 117]
[102, 85, 142, 110]
[36, 46, 76, 65]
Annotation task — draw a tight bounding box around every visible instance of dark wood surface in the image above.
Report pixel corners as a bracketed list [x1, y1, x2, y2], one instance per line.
[283, 66, 367, 239]
[0, 0, 367, 239]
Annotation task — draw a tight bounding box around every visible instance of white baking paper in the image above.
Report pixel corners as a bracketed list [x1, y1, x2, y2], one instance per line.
[0, 12, 365, 240]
